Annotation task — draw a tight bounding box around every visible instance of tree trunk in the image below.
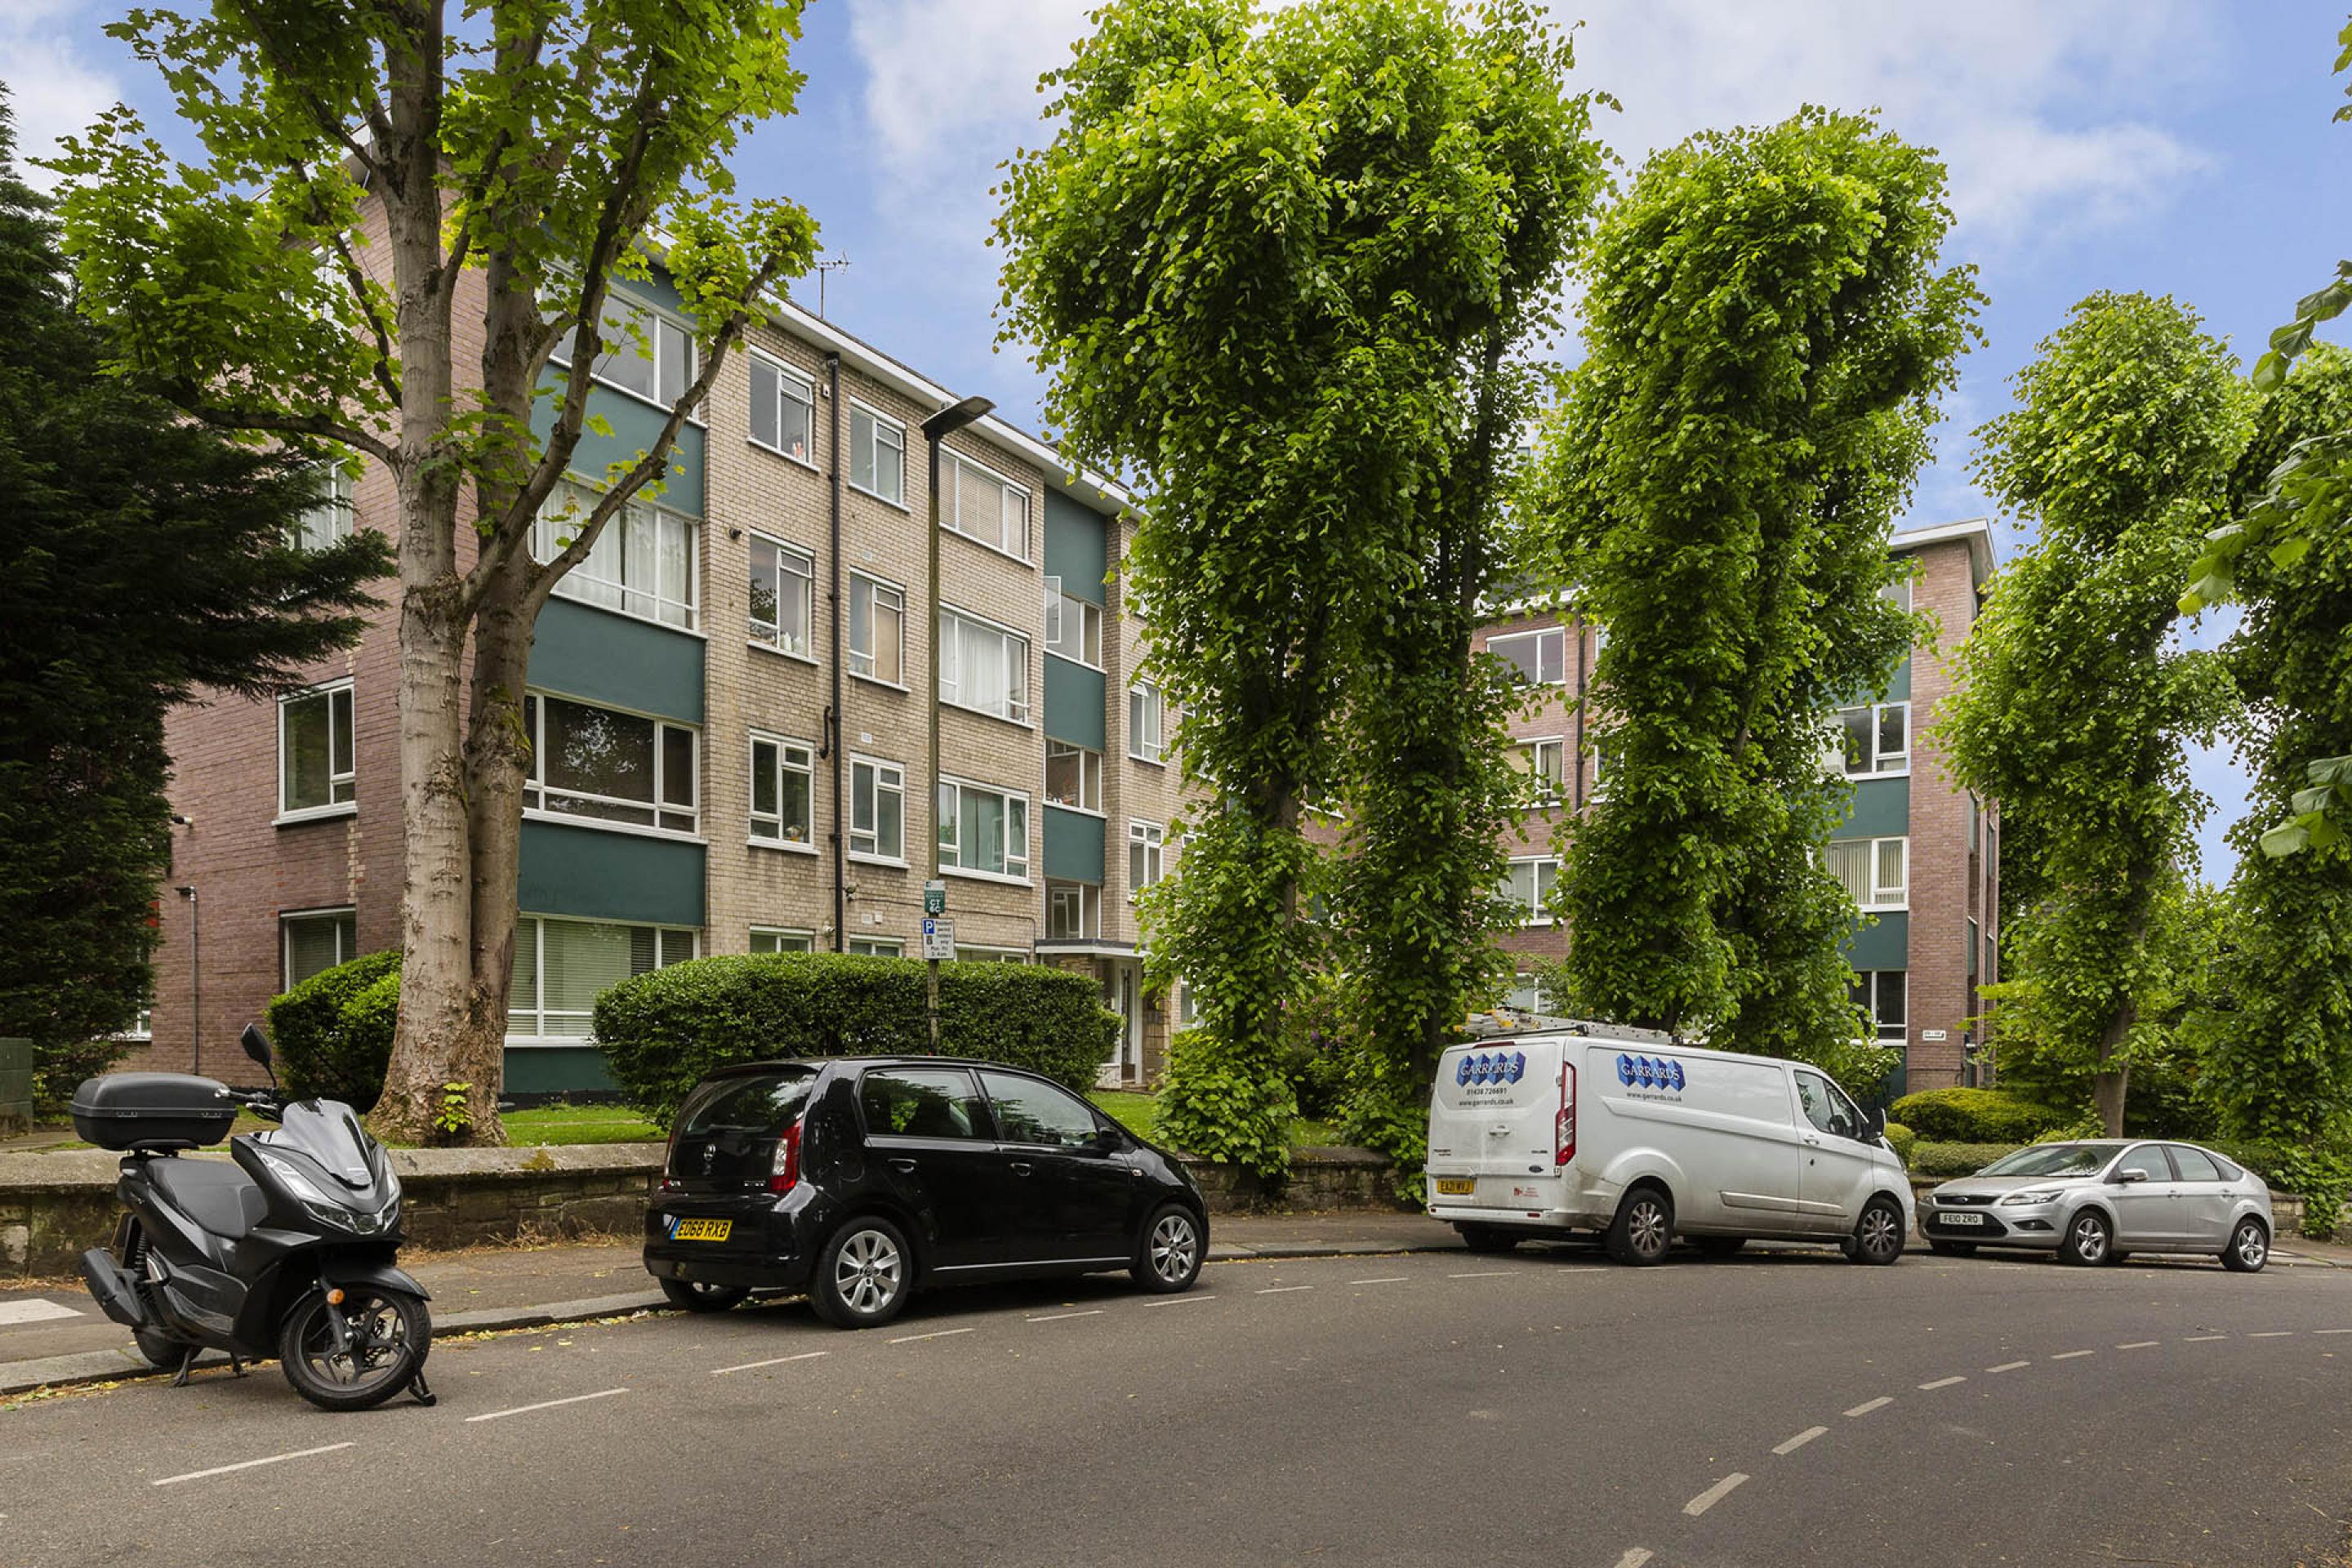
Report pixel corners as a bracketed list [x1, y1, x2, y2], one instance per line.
[2092, 1002, 2136, 1137]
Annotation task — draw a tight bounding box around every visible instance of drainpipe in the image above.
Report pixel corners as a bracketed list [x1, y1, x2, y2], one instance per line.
[176, 885, 200, 1076]
[1572, 615, 1588, 813]
[826, 352, 846, 953]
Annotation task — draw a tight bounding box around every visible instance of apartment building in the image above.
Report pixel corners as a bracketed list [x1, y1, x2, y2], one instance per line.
[1483, 517, 2000, 1094]
[134, 261, 1185, 1098]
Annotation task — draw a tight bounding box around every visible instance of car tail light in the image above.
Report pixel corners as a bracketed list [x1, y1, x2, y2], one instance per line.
[659, 1124, 682, 1193]
[1555, 1062, 1576, 1166]
[768, 1120, 802, 1195]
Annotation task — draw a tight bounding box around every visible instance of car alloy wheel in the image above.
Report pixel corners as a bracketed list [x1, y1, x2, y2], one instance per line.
[1851, 1198, 1904, 1266]
[834, 1227, 902, 1316]
[1149, 1212, 1198, 1285]
[2061, 1211, 2111, 1266]
[2224, 1218, 2270, 1273]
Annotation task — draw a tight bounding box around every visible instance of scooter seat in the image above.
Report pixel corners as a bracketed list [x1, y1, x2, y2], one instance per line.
[149, 1158, 270, 1239]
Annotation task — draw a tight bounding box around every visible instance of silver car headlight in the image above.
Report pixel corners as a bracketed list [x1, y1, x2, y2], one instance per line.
[1999, 1188, 2064, 1206]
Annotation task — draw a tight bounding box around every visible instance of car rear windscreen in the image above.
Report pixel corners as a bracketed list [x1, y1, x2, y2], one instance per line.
[670, 1070, 815, 1184]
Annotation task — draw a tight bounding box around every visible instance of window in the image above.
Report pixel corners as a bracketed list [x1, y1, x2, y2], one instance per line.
[1045, 880, 1100, 940]
[2114, 1144, 2173, 1183]
[954, 946, 1027, 964]
[1176, 981, 1198, 1029]
[1501, 858, 1557, 924]
[1489, 627, 1566, 686]
[1837, 701, 1909, 777]
[980, 1070, 1101, 1148]
[938, 779, 1030, 880]
[750, 733, 815, 847]
[849, 937, 902, 958]
[748, 533, 814, 657]
[1129, 680, 1165, 763]
[552, 292, 694, 408]
[750, 928, 814, 955]
[281, 908, 357, 988]
[1882, 573, 1913, 614]
[535, 481, 697, 630]
[523, 693, 697, 835]
[1129, 821, 1165, 897]
[279, 681, 356, 817]
[1794, 1069, 1867, 1141]
[2169, 1145, 2224, 1183]
[850, 757, 906, 861]
[1848, 969, 1906, 1039]
[1045, 740, 1104, 813]
[748, 354, 816, 463]
[1514, 738, 1566, 803]
[942, 449, 1029, 559]
[938, 610, 1030, 724]
[1826, 836, 1907, 911]
[289, 461, 354, 551]
[1044, 579, 1103, 666]
[848, 403, 905, 505]
[849, 574, 905, 684]
[1501, 973, 1560, 1013]
[861, 1067, 990, 1139]
[506, 915, 696, 1041]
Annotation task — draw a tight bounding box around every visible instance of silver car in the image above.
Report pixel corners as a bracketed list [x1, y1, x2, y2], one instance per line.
[1921, 1139, 2274, 1272]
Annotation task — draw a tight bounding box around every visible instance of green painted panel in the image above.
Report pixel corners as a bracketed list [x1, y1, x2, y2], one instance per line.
[1833, 775, 1910, 840]
[503, 1047, 617, 1097]
[1842, 911, 1909, 972]
[530, 597, 704, 722]
[1837, 653, 1909, 707]
[1044, 805, 1106, 884]
[1043, 490, 1109, 604]
[518, 818, 704, 927]
[1044, 655, 1107, 750]
[530, 385, 706, 518]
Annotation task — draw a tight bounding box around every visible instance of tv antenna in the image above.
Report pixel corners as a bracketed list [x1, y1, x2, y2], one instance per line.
[813, 256, 852, 318]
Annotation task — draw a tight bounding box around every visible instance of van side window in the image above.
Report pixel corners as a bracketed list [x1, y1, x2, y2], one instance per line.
[1794, 1070, 1864, 1141]
[860, 1067, 991, 1141]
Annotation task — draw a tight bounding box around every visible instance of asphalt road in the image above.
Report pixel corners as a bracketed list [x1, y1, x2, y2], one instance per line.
[3, 1243, 2349, 1567]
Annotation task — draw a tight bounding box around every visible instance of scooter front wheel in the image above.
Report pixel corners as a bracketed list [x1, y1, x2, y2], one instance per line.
[277, 1286, 431, 1412]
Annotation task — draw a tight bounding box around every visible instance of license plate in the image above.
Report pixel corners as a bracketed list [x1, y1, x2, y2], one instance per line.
[1434, 1178, 1476, 1196]
[671, 1218, 732, 1241]
[1939, 1211, 1984, 1227]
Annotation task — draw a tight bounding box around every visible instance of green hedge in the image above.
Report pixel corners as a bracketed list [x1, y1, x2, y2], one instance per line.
[592, 952, 1120, 1128]
[1889, 1088, 2068, 1144]
[1909, 1141, 2023, 1178]
[1882, 1120, 1917, 1166]
[265, 949, 401, 1112]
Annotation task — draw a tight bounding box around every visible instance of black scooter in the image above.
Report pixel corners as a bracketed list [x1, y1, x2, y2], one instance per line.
[73, 1023, 435, 1410]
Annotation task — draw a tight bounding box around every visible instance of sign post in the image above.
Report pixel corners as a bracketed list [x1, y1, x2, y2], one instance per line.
[922, 882, 951, 1054]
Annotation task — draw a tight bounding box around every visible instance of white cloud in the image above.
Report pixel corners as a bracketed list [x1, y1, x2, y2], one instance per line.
[2, 2, 122, 192]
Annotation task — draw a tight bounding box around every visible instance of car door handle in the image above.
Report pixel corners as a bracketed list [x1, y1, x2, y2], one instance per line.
[1009, 1160, 1034, 1176]
[1802, 1134, 1822, 1147]
[889, 1157, 918, 1174]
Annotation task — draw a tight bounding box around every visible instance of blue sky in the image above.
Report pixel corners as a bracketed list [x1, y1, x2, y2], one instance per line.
[12, 0, 2350, 879]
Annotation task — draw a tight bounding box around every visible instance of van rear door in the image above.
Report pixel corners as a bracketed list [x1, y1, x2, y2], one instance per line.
[1428, 1040, 1564, 1201]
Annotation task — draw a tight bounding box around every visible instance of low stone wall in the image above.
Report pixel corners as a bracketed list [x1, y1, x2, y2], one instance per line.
[1180, 1146, 1410, 1214]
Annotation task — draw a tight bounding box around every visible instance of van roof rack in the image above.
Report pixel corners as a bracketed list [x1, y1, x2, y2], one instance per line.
[1456, 1012, 1682, 1048]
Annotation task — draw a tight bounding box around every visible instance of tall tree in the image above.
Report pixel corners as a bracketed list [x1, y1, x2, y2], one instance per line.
[996, 0, 1605, 1174]
[1940, 293, 2247, 1135]
[1532, 110, 1979, 1069]
[0, 85, 384, 1097]
[52, 3, 818, 1141]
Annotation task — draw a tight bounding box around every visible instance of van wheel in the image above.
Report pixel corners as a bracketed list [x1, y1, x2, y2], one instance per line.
[1848, 1197, 1905, 1266]
[1692, 1236, 1746, 1259]
[1457, 1226, 1521, 1254]
[1606, 1186, 1674, 1266]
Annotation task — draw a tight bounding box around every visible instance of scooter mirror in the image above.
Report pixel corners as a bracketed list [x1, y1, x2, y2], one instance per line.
[239, 1022, 274, 1070]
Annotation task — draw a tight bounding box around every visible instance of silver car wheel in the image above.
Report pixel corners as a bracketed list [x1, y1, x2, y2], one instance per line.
[1858, 1204, 1901, 1262]
[2234, 1221, 2267, 1269]
[1628, 1197, 1669, 1259]
[835, 1228, 902, 1316]
[2070, 1214, 2109, 1264]
[1149, 1212, 1198, 1285]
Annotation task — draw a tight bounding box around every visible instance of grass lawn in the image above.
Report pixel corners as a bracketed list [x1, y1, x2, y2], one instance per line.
[497, 1102, 662, 1146]
[1089, 1089, 1339, 1151]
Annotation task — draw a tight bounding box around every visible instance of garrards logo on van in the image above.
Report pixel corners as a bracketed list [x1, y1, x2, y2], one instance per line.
[1616, 1054, 1687, 1098]
[1455, 1051, 1526, 1096]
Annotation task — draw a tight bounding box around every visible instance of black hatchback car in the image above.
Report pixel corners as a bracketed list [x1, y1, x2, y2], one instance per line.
[642, 1056, 1209, 1328]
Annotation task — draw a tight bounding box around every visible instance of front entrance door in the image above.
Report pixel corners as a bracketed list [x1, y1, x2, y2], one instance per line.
[1096, 961, 1143, 1087]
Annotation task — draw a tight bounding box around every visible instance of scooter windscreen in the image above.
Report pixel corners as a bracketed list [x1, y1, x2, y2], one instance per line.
[247, 1100, 402, 1234]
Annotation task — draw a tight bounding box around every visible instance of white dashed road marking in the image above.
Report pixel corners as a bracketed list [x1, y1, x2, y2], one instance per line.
[2116, 1341, 2158, 1350]
[0, 1299, 82, 1326]
[1612, 1550, 1654, 1568]
[1918, 1375, 1966, 1390]
[888, 1327, 975, 1344]
[1257, 1285, 1315, 1294]
[2051, 1350, 2096, 1361]
[2185, 1334, 2229, 1343]
[1682, 1473, 1749, 1517]
[710, 1351, 827, 1376]
[1987, 1361, 2030, 1374]
[465, 1388, 628, 1423]
[1026, 1311, 1105, 1324]
[2315, 1329, 2352, 1336]
[1141, 1294, 1215, 1307]
[2250, 1331, 2295, 1339]
[152, 1442, 354, 1487]
[1772, 1426, 1827, 1455]
[1351, 1276, 1410, 1285]
[1844, 1396, 1892, 1418]
[1447, 1271, 1515, 1280]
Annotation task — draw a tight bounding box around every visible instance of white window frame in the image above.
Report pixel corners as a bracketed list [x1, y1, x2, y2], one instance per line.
[938, 776, 1031, 884]
[1826, 835, 1909, 912]
[1835, 701, 1911, 778]
[747, 531, 816, 660]
[1516, 737, 1566, 804]
[1502, 857, 1558, 926]
[1129, 679, 1165, 764]
[522, 691, 700, 840]
[749, 731, 817, 851]
[1851, 968, 1908, 1040]
[1128, 821, 1165, 901]
[1042, 577, 1104, 668]
[750, 926, 816, 955]
[847, 400, 906, 507]
[1045, 880, 1101, 941]
[289, 460, 354, 551]
[1882, 573, 1914, 614]
[849, 937, 902, 958]
[1045, 739, 1105, 814]
[280, 906, 358, 989]
[954, 945, 1029, 964]
[940, 448, 1031, 561]
[1489, 627, 1566, 687]
[534, 479, 700, 632]
[938, 607, 1031, 726]
[548, 289, 698, 415]
[506, 914, 698, 1045]
[277, 679, 357, 822]
[746, 350, 817, 466]
[848, 572, 907, 688]
[849, 755, 907, 863]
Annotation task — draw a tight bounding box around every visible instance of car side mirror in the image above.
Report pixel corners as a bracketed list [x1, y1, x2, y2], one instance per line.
[2114, 1168, 2145, 1185]
[1868, 1107, 1887, 1139]
[239, 1022, 273, 1070]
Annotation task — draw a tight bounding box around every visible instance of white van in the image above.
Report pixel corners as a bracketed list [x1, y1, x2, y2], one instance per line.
[1425, 1022, 1913, 1266]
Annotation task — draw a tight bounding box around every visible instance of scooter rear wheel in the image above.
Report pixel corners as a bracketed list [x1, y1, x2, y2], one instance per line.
[278, 1287, 431, 1412]
[132, 1328, 186, 1370]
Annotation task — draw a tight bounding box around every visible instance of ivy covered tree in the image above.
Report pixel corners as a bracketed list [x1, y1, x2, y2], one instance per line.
[52, 3, 817, 1142]
[0, 86, 385, 1096]
[1940, 293, 2247, 1135]
[1530, 110, 1979, 1080]
[997, 0, 1606, 1175]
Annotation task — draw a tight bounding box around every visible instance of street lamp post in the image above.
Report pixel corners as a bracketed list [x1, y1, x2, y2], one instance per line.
[921, 394, 996, 1054]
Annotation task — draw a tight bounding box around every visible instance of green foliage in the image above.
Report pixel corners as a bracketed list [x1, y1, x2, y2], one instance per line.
[1907, 1141, 2024, 1178]
[1881, 1120, 1917, 1166]
[1529, 109, 1980, 1049]
[1939, 293, 2247, 1133]
[1889, 1087, 2069, 1144]
[1155, 1027, 1298, 1177]
[2210, 1142, 2352, 1240]
[591, 954, 1120, 1129]
[434, 1082, 474, 1140]
[267, 950, 403, 1113]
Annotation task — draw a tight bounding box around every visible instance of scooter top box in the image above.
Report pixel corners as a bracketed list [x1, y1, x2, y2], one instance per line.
[69, 1072, 238, 1150]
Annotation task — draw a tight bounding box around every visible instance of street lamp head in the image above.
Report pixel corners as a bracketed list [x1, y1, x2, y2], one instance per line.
[922, 394, 995, 441]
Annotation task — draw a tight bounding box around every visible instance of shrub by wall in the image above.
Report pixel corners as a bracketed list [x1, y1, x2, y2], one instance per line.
[1908, 1141, 2024, 1178]
[1882, 1120, 1917, 1166]
[265, 949, 401, 1112]
[1890, 1087, 2067, 1144]
[593, 952, 1120, 1127]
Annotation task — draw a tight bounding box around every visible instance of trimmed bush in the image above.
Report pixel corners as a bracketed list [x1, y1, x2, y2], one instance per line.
[1882, 1120, 1917, 1166]
[1889, 1087, 2067, 1144]
[1908, 1141, 2024, 1178]
[266, 949, 401, 1112]
[2210, 1140, 2352, 1241]
[593, 952, 1120, 1128]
